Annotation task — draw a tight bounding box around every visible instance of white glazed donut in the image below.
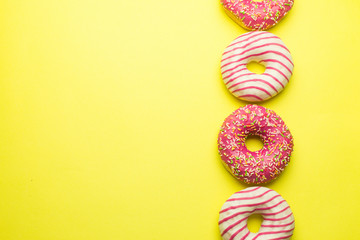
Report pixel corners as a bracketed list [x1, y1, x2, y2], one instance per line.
[219, 187, 295, 240]
[221, 31, 294, 102]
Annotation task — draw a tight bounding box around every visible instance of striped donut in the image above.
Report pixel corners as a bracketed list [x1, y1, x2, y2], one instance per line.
[219, 187, 295, 240]
[221, 31, 294, 102]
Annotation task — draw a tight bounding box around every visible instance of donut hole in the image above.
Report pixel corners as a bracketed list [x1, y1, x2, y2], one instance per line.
[246, 61, 266, 74]
[247, 214, 263, 233]
[245, 135, 264, 152]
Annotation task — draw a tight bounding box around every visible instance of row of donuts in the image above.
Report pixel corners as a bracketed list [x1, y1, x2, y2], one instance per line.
[216, 1, 295, 239]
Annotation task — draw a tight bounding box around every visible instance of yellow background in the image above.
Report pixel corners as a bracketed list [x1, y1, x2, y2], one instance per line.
[1, 0, 360, 239]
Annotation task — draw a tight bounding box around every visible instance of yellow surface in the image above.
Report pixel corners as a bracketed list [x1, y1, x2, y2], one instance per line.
[0, 0, 360, 239]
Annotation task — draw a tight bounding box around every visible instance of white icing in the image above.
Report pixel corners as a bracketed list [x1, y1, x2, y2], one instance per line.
[221, 31, 294, 102]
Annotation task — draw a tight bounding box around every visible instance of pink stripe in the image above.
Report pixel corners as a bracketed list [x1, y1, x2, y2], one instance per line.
[228, 32, 270, 48]
[219, 200, 287, 225]
[260, 59, 293, 74]
[229, 225, 248, 240]
[230, 31, 254, 43]
[256, 200, 286, 211]
[228, 79, 278, 93]
[222, 51, 292, 69]
[227, 189, 273, 202]
[262, 73, 285, 88]
[232, 86, 272, 97]
[221, 216, 248, 236]
[223, 68, 249, 81]
[252, 228, 294, 240]
[220, 195, 281, 213]
[225, 73, 255, 85]
[220, 205, 289, 225]
[262, 206, 290, 216]
[240, 232, 251, 240]
[266, 67, 289, 82]
[223, 36, 285, 56]
[222, 64, 247, 76]
[223, 69, 287, 91]
[222, 43, 291, 62]
[219, 210, 257, 225]
[236, 187, 261, 194]
[263, 212, 293, 221]
[262, 220, 295, 228]
[238, 94, 264, 101]
[236, 31, 254, 39]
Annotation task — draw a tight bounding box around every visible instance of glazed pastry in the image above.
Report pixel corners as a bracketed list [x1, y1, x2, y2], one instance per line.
[221, 31, 293, 102]
[219, 187, 295, 240]
[218, 105, 294, 184]
[220, 0, 294, 30]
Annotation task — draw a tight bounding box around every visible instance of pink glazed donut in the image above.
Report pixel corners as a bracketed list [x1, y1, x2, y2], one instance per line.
[220, 0, 294, 31]
[219, 187, 295, 240]
[217, 105, 293, 184]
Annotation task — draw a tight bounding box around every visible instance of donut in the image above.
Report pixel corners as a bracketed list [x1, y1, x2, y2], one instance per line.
[217, 104, 293, 184]
[220, 0, 294, 31]
[219, 187, 295, 240]
[221, 31, 293, 102]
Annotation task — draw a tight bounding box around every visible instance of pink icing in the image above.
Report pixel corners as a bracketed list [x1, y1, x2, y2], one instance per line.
[221, 0, 294, 30]
[217, 105, 293, 184]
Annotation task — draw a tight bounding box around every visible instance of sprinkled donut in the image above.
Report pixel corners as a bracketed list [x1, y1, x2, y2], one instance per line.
[220, 0, 294, 31]
[219, 187, 295, 240]
[221, 31, 293, 102]
[218, 105, 293, 184]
